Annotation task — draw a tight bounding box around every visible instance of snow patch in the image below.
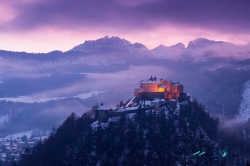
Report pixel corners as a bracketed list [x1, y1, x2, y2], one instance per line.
[0, 114, 11, 124]
[0, 90, 107, 103]
[116, 107, 138, 112]
[236, 65, 250, 70]
[1, 130, 33, 140]
[237, 80, 250, 122]
[91, 116, 120, 129]
[209, 65, 225, 71]
[91, 113, 137, 129]
[0, 115, 6, 124]
[74, 90, 107, 99]
[125, 113, 136, 120]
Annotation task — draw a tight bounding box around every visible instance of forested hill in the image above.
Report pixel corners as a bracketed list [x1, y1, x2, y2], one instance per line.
[10, 99, 247, 166]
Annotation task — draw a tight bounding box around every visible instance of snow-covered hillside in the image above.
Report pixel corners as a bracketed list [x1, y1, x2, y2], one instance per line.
[12, 99, 221, 166]
[237, 80, 250, 122]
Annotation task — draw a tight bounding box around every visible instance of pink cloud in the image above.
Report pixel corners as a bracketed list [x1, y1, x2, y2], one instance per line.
[1, 0, 250, 52]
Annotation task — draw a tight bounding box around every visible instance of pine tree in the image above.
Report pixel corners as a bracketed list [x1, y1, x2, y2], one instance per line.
[120, 100, 124, 107]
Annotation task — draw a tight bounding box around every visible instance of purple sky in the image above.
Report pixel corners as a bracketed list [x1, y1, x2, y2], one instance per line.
[1, 0, 250, 52]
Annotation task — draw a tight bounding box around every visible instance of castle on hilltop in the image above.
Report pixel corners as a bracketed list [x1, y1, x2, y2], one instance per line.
[134, 76, 184, 100]
[97, 76, 190, 123]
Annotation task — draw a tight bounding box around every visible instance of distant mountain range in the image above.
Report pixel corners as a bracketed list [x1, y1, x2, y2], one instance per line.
[69, 36, 229, 52]
[69, 36, 250, 60]
[1, 36, 250, 62]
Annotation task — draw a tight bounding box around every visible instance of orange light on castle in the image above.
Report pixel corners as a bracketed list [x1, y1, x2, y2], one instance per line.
[158, 87, 165, 92]
[134, 76, 183, 100]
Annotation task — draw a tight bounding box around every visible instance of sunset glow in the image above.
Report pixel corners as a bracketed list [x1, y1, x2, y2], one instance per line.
[1, 0, 250, 52]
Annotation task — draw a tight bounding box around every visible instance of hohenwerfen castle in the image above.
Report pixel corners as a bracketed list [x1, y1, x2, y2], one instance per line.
[134, 76, 183, 100]
[97, 76, 190, 123]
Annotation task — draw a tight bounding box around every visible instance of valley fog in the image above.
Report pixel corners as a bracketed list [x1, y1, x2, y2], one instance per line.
[0, 37, 250, 139]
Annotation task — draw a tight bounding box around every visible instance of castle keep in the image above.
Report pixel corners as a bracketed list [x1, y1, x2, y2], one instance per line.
[134, 76, 183, 100]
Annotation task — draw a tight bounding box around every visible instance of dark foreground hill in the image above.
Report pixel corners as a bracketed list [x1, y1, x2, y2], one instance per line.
[9, 99, 250, 166]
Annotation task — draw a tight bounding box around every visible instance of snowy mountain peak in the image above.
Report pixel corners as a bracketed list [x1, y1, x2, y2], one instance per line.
[187, 38, 224, 50]
[151, 42, 185, 59]
[169, 42, 185, 49]
[152, 42, 185, 51]
[152, 44, 167, 50]
[69, 36, 147, 52]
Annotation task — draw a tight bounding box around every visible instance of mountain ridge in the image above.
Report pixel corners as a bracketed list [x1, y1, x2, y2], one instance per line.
[0, 36, 250, 73]
[1, 36, 249, 61]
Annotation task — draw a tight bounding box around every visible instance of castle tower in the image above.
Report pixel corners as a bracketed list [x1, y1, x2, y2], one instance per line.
[97, 103, 109, 123]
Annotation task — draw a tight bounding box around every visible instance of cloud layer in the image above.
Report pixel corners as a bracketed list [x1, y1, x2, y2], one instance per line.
[2, 0, 250, 33]
[1, 0, 250, 52]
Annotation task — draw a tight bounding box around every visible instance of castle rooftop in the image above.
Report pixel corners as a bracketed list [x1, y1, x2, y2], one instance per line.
[97, 103, 108, 110]
[141, 80, 160, 83]
[140, 76, 159, 83]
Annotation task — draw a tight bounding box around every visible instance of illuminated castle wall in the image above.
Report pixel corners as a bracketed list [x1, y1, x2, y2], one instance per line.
[134, 76, 184, 100]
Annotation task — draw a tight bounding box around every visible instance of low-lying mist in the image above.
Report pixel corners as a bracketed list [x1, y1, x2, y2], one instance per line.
[0, 48, 250, 137]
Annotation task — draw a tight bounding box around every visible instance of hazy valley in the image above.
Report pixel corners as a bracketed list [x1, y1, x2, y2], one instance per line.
[0, 36, 250, 141]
